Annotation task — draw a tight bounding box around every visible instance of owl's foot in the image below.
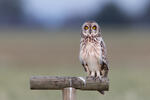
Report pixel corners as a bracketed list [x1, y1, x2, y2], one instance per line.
[90, 76, 98, 81]
[95, 76, 102, 81]
[95, 71, 102, 81]
[90, 71, 102, 81]
[89, 72, 96, 80]
[90, 76, 102, 81]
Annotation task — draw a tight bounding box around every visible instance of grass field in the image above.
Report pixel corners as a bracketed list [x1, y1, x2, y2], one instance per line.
[0, 28, 150, 100]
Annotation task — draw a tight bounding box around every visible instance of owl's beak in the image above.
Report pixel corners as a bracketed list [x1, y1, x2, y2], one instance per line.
[89, 29, 92, 34]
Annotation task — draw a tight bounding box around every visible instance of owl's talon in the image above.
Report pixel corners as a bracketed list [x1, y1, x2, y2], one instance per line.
[89, 76, 96, 80]
[92, 76, 96, 80]
[92, 76, 95, 80]
[96, 76, 102, 81]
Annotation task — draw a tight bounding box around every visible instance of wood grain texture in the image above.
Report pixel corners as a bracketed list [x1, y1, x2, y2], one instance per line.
[30, 76, 109, 91]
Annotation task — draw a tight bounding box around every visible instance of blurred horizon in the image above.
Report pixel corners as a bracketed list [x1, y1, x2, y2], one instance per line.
[0, 0, 150, 30]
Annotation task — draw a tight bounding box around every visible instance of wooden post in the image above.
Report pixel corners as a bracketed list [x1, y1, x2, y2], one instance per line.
[30, 76, 109, 100]
[63, 87, 76, 100]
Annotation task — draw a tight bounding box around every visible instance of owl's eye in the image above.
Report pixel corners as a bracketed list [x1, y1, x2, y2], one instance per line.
[84, 26, 89, 30]
[92, 25, 97, 30]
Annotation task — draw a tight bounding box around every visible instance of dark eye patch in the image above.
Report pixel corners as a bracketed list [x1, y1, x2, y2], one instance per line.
[84, 25, 89, 30]
[92, 25, 97, 30]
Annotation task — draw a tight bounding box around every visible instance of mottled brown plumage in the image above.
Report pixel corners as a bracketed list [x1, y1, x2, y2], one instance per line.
[79, 21, 109, 94]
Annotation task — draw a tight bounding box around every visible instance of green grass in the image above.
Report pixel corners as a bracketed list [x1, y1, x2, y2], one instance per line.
[0, 29, 150, 100]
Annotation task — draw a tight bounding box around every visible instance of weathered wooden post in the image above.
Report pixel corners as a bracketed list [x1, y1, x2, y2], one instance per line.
[30, 76, 109, 100]
[63, 87, 76, 100]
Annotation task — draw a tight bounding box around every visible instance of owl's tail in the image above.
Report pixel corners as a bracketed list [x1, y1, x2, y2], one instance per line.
[98, 90, 105, 95]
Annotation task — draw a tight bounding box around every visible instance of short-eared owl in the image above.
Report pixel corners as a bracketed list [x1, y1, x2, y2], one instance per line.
[79, 21, 109, 94]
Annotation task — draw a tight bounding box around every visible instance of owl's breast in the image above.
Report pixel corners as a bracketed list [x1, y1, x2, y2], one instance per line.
[80, 41, 102, 71]
[86, 42, 100, 57]
[80, 41, 101, 63]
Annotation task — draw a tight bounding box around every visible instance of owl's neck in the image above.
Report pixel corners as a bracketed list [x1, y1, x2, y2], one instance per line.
[84, 36, 99, 43]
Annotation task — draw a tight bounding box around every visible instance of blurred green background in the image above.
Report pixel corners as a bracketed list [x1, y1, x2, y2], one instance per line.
[0, 0, 150, 100]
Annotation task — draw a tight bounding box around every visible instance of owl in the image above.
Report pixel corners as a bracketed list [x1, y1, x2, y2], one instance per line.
[79, 21, 109, 94]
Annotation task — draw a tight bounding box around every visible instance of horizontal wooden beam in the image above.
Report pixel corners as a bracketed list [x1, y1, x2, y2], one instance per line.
[30, 76, 109, 91]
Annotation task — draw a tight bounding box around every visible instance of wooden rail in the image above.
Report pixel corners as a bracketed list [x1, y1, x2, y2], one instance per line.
[30, 76, 109, 100]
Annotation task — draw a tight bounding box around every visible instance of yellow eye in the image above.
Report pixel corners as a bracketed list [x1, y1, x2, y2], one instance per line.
[92, 26, 97, 30]
[84, 26, 89, 30]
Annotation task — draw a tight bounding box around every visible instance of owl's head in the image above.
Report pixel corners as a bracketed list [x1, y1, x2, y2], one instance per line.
[81, 21, 101, 37]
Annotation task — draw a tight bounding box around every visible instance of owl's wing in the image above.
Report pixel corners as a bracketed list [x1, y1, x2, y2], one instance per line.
[100, 38, 109, 70]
